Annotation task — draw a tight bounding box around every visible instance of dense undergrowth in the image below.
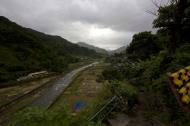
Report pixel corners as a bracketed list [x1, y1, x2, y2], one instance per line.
[7, 107, 104, 126]
[100, 0, 190, 125]
[102, 44, 190, 126]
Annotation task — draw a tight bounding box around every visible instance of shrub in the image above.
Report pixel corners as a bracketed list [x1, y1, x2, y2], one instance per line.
[109, 81, 138, 111]
[8, 106, 105, 126]
[102, 66, 123, 81]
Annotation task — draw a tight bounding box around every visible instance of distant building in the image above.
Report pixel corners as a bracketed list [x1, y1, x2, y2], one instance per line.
[17, 71, 48, 81]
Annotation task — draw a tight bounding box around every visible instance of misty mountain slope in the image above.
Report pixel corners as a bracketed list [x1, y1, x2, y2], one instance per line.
[77, 42, 108, 55]
[110, 46, 127, 55]
[0, 16, 100, 83]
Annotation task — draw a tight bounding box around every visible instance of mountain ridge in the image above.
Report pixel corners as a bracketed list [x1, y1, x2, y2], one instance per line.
[110, 46, 127, 54]
[77, 42, 127, 55]
[77, 42, 108, 55]
[0, 16, 100, 83]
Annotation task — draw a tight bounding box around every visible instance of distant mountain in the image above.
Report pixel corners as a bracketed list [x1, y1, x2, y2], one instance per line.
[110, 46, 127, 55]
[77, 42, 108, 55]
[0, 16, 101, 83]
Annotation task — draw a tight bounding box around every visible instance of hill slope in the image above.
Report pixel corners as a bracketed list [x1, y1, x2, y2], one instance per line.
[77, 42, 108, 55]
[0, 16, 100, 83]
[110, 46, 126, 55]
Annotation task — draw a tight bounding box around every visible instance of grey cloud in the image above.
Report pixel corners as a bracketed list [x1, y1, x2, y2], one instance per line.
[0, 0, 158, 50]
[56, 0, 155, 32]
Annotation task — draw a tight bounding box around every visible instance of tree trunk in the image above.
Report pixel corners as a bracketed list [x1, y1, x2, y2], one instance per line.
[168, 0, 188, 54]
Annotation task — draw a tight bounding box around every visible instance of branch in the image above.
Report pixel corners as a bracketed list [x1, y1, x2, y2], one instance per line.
[152, 0, 172, 8]
[146, 10, 158, 16]
[148, 0, 174, 16]
[152, 0, 161, 8]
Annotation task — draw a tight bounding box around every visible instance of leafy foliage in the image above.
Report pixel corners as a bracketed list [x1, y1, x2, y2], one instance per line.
[113, 81, 138, 110]
[153, 0, 190, 53]
[103, 1, 190, 125]
[126, 31, 161, 60]
[102, 66, 124, 81]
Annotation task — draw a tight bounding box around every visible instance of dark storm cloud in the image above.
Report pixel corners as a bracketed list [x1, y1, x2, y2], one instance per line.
[0, 0, 159, 50]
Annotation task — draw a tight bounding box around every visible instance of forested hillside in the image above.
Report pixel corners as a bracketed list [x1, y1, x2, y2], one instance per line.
[110, 46, 127, 55]
[0, 16, 100, 83]
[77, 42, 108, 55]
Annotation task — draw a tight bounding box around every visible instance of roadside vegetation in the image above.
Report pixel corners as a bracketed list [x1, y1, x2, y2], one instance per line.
[100, 0, 190, 125]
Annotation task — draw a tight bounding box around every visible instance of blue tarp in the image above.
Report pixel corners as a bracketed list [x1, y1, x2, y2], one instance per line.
[74, 101, 87, 110]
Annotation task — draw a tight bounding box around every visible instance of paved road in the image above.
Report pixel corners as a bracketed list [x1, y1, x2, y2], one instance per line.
[29, 62, 98, 109]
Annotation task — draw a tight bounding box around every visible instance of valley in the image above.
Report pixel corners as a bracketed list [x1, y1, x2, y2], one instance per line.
[1, 0, 190, 125]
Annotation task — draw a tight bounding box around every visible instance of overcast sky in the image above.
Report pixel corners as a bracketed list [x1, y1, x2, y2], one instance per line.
[0, 0, 159, 50]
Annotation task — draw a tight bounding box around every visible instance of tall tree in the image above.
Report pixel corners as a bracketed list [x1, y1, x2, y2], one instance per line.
[153, 0, 189, 54]
[126, 32, 160, 60]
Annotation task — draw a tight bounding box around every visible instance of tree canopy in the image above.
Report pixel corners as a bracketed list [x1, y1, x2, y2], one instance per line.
[126, 31, 161, 60]
[153, 0, 190, 53]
